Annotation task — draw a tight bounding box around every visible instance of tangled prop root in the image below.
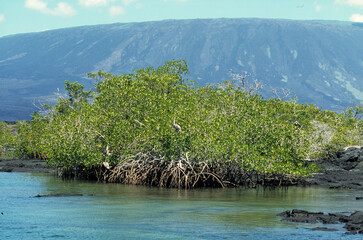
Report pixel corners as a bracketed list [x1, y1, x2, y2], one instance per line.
[106, 158, 227, 188]
[58, 152, 301, 188]
[63, 153, 296, 188]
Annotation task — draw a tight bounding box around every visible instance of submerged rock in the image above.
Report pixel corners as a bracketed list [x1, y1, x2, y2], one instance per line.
[310, 227, 338, 232]
[278, 209, 363, 234]
[277, 209, 341, 224]
[343, 211, 363, 235]
[34, 193, 84, 198]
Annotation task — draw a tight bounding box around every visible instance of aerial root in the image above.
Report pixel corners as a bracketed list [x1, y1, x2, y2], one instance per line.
[105, 157, 228, 188]
[58, 152, 302, 188]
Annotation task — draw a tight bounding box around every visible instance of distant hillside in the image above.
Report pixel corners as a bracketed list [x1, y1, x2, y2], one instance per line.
[0, 18, 362, 120]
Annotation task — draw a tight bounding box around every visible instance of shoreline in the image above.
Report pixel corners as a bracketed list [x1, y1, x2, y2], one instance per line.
[2, 148, 361, 235]
[0, 147, 361, 190]
[0, 158, 55, 174]
[303, 146, 362, 191]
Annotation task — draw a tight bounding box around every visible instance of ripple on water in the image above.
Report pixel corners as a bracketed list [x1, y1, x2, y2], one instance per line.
[0, 172, 361, 239]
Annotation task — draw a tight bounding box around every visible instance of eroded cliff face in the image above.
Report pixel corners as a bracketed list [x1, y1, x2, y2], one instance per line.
[1, 18, 362, 120]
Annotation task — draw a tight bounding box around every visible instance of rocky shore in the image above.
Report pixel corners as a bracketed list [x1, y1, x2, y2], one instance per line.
[0, 158, 55, 174]
[0, 146, 362, 190]
[304, 146, 362, 191]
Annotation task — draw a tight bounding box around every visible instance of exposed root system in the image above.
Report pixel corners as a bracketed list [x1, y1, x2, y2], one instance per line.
[58, 152, 301, 189]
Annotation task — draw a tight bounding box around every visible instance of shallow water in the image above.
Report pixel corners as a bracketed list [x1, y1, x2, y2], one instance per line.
[0, 172, 362, 239]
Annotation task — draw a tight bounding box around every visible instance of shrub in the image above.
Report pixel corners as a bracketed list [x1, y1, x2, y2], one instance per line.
[11, 60, 362, 178]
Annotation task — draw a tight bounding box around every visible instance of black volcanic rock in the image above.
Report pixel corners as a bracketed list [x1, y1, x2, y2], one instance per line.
[278, 209, 363, 234]
[1, 18, 362, 120]
[304, 147, 363, 190]
[34, 193, 84, 198]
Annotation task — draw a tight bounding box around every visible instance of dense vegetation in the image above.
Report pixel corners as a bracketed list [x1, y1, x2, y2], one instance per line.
[0, 122, 15, 158]
[1, 60, 362, 187]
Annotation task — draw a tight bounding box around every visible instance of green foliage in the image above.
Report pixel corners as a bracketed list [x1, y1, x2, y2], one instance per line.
[0, 122, 12, 158]
[0, 122, 8, 152]
[10, 60, 362, 177]
[343, 106, 363, 120]
[52, 80, 93, 116]
[0, 122, 15, 158]
[304, 105, 362, 159]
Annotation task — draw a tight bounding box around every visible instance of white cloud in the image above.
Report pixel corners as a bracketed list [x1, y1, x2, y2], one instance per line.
[25, 0, 48, 11]
[350, 13, 363, 22]
[25, 0, 76, 17]
[79, 0, 115, 7]
[315, 5, 322, 11]
[53, 2, 76, 16]
[122, 0, 138, 5]
[335, 0, 363, 8]
[135, 3, 144, 9]
[109, 6, 125, 16]
[163, 0, 187, 2]
[0, 14, 4, 23]
[122, 0, 143, 9]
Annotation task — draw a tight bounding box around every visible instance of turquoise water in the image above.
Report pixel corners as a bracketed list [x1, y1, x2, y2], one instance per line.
[0, 172, 362, 239]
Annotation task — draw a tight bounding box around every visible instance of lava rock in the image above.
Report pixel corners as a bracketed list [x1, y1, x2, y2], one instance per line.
[343, 211, 363, 234]
[304, 147, 362, 190]
[34, 193, 84, 198]
[277, 209, 340, 224]
[278, 209, 363, 235]
[310, 227, 337, 232]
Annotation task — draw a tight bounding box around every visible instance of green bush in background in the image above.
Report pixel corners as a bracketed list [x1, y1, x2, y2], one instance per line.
[0, 122, 16, 158]
[3, 60, 362, 177]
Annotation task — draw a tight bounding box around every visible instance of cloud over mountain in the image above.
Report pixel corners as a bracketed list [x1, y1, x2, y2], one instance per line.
[25, 0, 76, 17]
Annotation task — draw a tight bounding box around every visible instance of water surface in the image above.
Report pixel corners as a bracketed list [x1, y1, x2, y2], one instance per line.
[0, 172, 361, 239]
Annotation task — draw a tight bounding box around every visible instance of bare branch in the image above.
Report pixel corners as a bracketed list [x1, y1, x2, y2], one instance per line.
[230, 70, 262, 96]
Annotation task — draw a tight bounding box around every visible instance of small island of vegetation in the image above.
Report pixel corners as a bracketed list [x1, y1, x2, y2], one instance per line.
[1, 60, 362, 188]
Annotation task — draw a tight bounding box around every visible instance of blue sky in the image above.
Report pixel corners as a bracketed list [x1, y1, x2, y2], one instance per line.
[1, 0, 363, 37]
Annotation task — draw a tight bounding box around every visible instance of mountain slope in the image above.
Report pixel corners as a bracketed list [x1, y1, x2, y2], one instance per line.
[0, 18, 362, 120]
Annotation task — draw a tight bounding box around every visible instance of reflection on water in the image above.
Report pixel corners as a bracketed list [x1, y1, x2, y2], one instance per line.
[0, 172, 361, 239]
